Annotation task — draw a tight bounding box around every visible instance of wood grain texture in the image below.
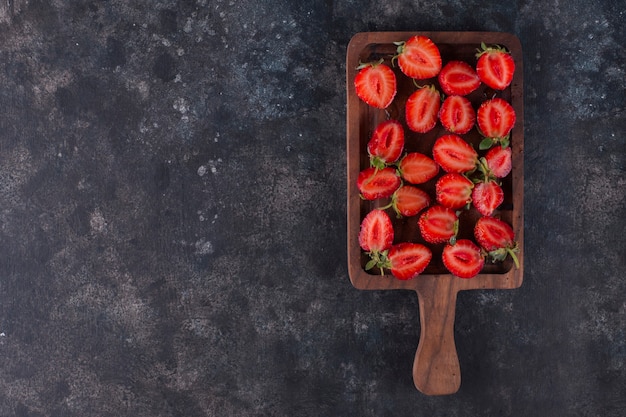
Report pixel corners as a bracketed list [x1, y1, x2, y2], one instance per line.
[346, 31, 524, 395]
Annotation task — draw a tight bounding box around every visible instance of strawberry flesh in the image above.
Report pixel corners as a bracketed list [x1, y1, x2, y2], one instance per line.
[439, 95, 476, 134]
[354, 61, 397, 109]
[432, 134, 478, 173]
[396, 36, 442, 80]
[405, 85, 441, 133]
[418, 205, 459, 244]
[398, 152, 440, 184]
[484, 145, 512, 178]
[436, 173, 474, 209]
[368, 120, 405, 168]
[476, 44, 515, 90]
[357, 167, 401, 200]
[442, 239, 484, 278]
[392, 185, 431, 217]
[472, 180, 504, 216]
[388, 242, 432, 280]
[477, 98, 516, 139]
[438, 60, 481, 96]
[359, 209, 394, 253]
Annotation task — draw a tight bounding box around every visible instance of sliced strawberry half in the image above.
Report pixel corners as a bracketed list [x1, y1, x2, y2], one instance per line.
[354, 60, 397, 109]
[438, 60, 481, 96]
[475, 43, 515, 90]
[405, 84, 441, 133]
[359, 209, 394, 253]
[472, 180, 504, 217]
[388, 242, 432, 280]
[397, 152, 440, 184]
[418, 205, 459, 244]
[357, 167, 401, 200]
[477, 98, 516, 146]
[367, 120, 405, 169]
[442, 239, 485, 279]
[484, 145, 512, 178]
[474, 216, 520, 268]
[432, 134, 478, 174]
[390, 185, 431, 217]
[438, 95, 476, 134]
[436, 173, 474, 210]
[395, 35, 442, 80]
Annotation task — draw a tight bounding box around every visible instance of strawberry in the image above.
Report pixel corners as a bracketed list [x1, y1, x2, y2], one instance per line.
[387, 243, 432, 280]
[435, 173, 474, 210]
[405, 84, 441, 133]
[397, 152, 440, 184]
[471, 180, 504, 217]
[475, 42, 515, 90]
[438, 95, 476, 134]
[432, 134, 478, 174]
[359, 209, 394, 253]
[437, 60, 481, 96]
[442, 239, 485, 279]
[359, 209, 394, 273]
[389, 185, 431, 217]
[367, 120, 405, 169]
[477, 98, 516, 148]
[418, 205, 459, 244]
[474, 216, 520, 268]
[357, 167, 401, 200]
[394, 35, 442, 80]
[354, 60, 397, 109]
[484, 145, 512, 178]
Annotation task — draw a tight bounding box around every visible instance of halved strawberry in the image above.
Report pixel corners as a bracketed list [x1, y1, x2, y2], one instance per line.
[397, 152, 440, 184]
[442, 239, 484, 278]
[354, 60, 397, 109]
[359, 209, 394, 273]
[438, 60, 481, 96]
[405, 84, 441, 133]
[436, 173, 474, 209]
[359, 209, 394, 253]
[484, 145, 512, 178]
[394, 36, 442, 80]
[477, 98, 516, 147]
[367, 120, 405, 169]
[389, 185, 431, 217]
[438, 95, 476, 134]
[475, 43, 515, 90]
[472, 180, 504, 216]
[474, 216, 520, 268]
[387, 242, 432, 280]
[418, 205, 459, 244]
[357, 167, 401, 200]
[432, 134, 478, 173]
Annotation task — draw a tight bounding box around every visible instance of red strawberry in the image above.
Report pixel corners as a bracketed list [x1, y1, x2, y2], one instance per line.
[357, 167, 401, 200]
[432, 134, 478, 173]
[437, 60, 481, 96]
[394, 35, 442, 80]
[484, 145, 512, 178]
[477, 98, 516, 147]
[472, 180, 504, 216]
[359, 209, 394, 253]
[435, 173, 474, 209]
[367, 120, 405, 169]
[354, 60, 397, 109]
[442, 239, 485, 278]
[405, 84, 441, 133]
[474, 216, 520, 268]
[387, 243, 432, 280]
[418, 205, 459, 244]
[475, 43, 515, 90]
[438, 95, 476, 134]
[398, 152, 440, 184]
[390, 185, 431, 217]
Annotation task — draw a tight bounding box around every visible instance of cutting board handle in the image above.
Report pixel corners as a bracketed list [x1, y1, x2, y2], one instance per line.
[413, 281, 461, 395]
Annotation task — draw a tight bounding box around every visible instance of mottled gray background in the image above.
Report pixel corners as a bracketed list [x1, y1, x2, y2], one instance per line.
[0, 0, 624, 416]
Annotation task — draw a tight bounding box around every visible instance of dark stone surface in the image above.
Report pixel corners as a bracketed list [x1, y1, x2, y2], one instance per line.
[0, 0, 624, 416]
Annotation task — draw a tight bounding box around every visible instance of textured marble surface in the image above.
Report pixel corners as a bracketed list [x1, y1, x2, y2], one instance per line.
[0, 0, 624, 416]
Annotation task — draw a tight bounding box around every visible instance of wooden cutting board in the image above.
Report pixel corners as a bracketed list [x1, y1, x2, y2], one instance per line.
[346, 31, 524, 395]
